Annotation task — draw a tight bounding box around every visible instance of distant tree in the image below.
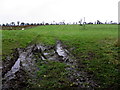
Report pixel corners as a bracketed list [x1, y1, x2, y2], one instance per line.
[6, 23, 9, 26]
[2, 24, 5, 26]
[62, 20, 65, 25]
[17, 21, 20, 26]
[45, 23, 49, 25]
[31, 23, 34, 25]
[88, 22, 93, 24]
[97, 20, 102, 24]
[33, 23, 37, 25]
[26, 23, 30, 25]
[63, 22, 65, 25]
[11, 22, 15, 26]
[40, 23, 43, 25]
[112, 22, 117, 24]
[56, 23, 59, 25]
[73, 22, 75, 25]
[110, 21, 113, 24]
[50, 23, 53, 25]
[59, 22, 62, 25]
[20, 22, 25, 26]
[79, 19, 82, 26]
[37, 23, 40, 25]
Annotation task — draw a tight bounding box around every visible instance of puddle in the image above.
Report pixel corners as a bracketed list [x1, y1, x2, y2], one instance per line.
[4, 59, 20, 80]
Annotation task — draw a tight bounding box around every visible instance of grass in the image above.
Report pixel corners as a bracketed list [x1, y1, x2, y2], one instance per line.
[2, 24, 119, 88]
[0, 32, 1, 56]
[2, 25, 118, 55]
[34, 60, 70, 89]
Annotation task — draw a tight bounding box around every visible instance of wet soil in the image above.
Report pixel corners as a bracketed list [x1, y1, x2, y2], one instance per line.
[2, 40, 99, 89]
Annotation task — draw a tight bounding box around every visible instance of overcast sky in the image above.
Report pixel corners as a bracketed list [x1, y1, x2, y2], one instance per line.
[0, 0, 119, 24]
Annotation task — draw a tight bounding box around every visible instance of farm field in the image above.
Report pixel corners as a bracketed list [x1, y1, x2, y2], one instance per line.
[1, 24, 120, 89]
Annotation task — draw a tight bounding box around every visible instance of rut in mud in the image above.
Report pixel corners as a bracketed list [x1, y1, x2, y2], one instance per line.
[2, 40, 99, 89]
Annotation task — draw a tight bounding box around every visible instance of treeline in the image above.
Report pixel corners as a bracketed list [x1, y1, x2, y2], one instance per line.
[0, 21, 55, 30]
[0, 22, 49, 27]
[88, 20, 118, 25]
[0, 20, 119, 30]
[0, 21, 66, 27]
[81, 20, 118, 25]
[0, 20, 119, 27]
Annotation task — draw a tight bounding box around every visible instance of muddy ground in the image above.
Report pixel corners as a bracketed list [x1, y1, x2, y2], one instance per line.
[2, 41, 99, 89]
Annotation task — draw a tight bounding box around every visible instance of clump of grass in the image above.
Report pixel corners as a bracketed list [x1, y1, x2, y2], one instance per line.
[114, 39, 120, 47]
[34, 60, 70, 89]
[79, 39, 119, 88]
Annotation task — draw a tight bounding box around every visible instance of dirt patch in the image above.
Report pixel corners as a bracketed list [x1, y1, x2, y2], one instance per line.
[2, 41, 99, 89]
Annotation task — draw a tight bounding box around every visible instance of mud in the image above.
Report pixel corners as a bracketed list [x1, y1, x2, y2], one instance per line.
[2, 40, 99, 89]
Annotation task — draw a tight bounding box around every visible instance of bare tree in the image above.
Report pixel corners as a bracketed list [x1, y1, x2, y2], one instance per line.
[11, 22, 15, 26]
[83, 17, 86, 29]
[79, 19, 82, 26]
[79, 17, 86, 30]
[17, 21, 20, 26]
[110, 21, 113, 24]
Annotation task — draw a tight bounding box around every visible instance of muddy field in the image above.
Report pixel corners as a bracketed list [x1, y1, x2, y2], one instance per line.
[1, 25, 119, 89]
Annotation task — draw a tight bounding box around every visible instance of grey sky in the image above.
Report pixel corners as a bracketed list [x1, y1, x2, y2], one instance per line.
[0, 0, 119, 24]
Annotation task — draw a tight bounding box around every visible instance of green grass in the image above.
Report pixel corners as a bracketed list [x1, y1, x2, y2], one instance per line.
[2, 24, 119, 88]
[34, 60, 70, 89]
[2, 25, 118, 55]
[0, 30, 2, 55]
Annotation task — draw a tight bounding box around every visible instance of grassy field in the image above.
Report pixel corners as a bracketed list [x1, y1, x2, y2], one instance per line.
[2, 24, 119, 88]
